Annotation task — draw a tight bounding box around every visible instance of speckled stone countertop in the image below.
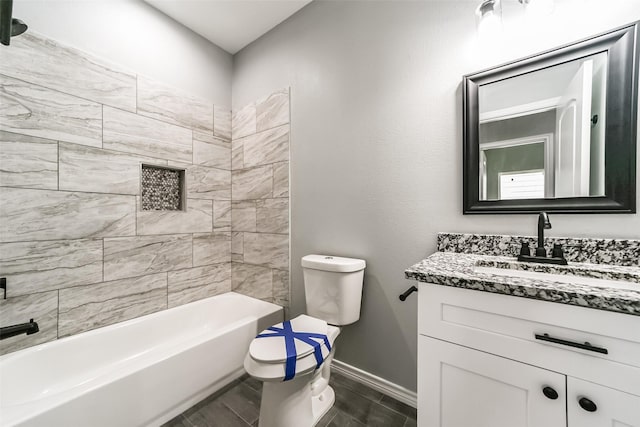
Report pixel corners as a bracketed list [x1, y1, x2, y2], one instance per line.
[405, 233, 640, 316]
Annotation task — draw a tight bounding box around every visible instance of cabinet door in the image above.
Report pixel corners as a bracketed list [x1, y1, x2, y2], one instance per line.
[418, 336, 566, 427]
[568, 377, 640, 427]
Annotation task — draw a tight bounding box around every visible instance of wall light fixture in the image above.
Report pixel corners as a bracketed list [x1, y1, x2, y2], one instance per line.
[476, 0, 503, 40]
[476, 0, 556, 39]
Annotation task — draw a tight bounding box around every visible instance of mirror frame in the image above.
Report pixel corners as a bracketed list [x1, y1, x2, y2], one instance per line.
[463, 22, 639, 214]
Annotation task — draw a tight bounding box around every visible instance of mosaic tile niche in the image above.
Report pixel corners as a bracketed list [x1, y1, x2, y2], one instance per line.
[141, 165, 185, 211]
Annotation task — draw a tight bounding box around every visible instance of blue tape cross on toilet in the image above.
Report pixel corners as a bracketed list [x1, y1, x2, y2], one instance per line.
[256, 320, 331, 381]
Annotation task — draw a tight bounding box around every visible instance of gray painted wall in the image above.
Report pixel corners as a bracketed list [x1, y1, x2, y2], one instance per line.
[232, 1, 640, 391]
[13, 0, 232, 107]
[484, 144, 545, 200]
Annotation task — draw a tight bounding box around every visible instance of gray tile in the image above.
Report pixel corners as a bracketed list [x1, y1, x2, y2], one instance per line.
[256, 88, 289, 132]
[231, 232, 244, 257]
[103, 106, 193, 163]
[161, 414, 193, 427]
[231, 262, 272, 301]
[214, 106, 232, 140]
[232, 201, 257, 232]
[0, 74, 102, 147]
[0, 32, 137, 112]
[0, 290, 58, 355]
[256, 198, 289, 234]
[0, 131, 58, 190]
[0, 188, 136, 243]
[0, 239, 103, 297]
[217, 382, 261, 425]
[333, 385, 375, 424]
[232, 103, 256, 140]
[331, 372, 384, 403]
[168, 263, 231, 308]
[334, 386, 406, 426]
[272, 162, 289, 198]
[231, 138, 244, 170]
[186, 400, 251, 427]
[366, 402, 409, 427]
[317, 406, 340, 427]
[242, 124, 289, 168]
[137, 76, 213, 132]
[59, 142, 167, 195]
[272, 269, 289, 307]
[231, 166, 273, 200]
[171, 365, 410, 427]
[326, 410, 366, 427]
[186, 165, 231, 200]
[243, 233, 289, 270]
[193, 132, 231, 170]
[213, 200, 232, 231]
[404, 416, 418, 427]
[58, 273, 167, 337]
[241, 375, 262, 393]
[193, 232, 231, 266]
[137, 198, 213, 235]
[380, 395, 418, 420]
[103, 234, 192, 281]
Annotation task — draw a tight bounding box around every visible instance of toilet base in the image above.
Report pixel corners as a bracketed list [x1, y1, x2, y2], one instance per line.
[258, 380, 335, 427]
[311, 384, 335, 425]
[257, 351, 336, 427]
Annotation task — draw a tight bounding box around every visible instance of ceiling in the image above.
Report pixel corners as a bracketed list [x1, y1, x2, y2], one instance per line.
[144, 0, 312, 54]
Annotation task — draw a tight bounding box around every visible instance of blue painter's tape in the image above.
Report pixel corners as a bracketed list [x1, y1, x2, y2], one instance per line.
[256, 320, 331, 381]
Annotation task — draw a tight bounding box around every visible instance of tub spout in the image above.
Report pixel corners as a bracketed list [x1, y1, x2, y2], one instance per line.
[0, 318, 39, 340]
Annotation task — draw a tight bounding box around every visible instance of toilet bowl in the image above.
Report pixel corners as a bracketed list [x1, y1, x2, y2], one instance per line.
[244, 255, 365, 427]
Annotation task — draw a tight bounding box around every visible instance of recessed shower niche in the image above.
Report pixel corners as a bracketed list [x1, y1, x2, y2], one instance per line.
[140, 164, 186, 211]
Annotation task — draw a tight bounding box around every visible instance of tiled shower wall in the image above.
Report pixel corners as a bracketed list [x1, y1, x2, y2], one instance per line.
[0, 32, 287, 355]
[231, 90, 290, 309]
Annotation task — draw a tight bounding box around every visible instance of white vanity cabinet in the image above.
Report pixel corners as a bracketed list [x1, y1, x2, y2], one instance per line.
[417, 284, 640, 427]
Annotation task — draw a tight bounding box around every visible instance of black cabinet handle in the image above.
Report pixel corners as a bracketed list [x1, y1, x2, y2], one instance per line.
[399, 286, 417, 301]
[542, 386, 558, 400]
[579, 397, 597, 412]
[534, 333, 608, 354]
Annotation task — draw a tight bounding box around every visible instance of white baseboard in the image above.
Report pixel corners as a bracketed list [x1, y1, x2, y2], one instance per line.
[331, 359, 417, 408]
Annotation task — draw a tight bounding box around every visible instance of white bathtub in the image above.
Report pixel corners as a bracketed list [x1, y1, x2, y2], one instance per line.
[0, 292, 283, 427]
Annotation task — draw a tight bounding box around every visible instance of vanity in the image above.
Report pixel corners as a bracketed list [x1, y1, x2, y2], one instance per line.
[406, 232, 640, 427]
[406, 19, 640, 426]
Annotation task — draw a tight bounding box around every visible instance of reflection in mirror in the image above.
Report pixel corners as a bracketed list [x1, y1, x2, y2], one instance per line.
[478, 52, 608, 201]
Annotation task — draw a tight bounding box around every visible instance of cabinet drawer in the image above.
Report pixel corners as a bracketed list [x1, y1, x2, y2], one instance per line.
[418, 283, 640, 396]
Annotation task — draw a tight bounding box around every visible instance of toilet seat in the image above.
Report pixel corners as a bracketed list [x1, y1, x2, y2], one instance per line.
[245, 315, 340, 382]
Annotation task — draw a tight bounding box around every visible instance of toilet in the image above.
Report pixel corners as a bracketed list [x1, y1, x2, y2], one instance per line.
[244, 254, 366, 427]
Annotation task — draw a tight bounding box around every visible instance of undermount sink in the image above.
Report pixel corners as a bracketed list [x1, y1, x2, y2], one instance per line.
[474, 264, 640, 292]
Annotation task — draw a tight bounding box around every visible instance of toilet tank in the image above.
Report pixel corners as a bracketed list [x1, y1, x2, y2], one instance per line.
[301, 255, 366, 326]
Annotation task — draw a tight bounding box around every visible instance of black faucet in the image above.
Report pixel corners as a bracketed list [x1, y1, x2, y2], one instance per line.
[517, 212, 568, 265]
[0, 319, 39, 340]
[536, 212, 552, 257]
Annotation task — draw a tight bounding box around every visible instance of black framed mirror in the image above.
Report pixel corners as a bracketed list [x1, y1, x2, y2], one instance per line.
[463, 22, 638, 214]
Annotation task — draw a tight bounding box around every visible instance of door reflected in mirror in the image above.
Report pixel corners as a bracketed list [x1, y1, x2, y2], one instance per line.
[478, 52, 607, 201]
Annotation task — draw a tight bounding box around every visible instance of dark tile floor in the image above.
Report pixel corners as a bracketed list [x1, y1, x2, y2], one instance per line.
[163, 371, 417, 427]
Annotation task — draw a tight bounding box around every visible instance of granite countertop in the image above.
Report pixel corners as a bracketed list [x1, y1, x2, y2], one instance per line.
[405, 251, 640, 316]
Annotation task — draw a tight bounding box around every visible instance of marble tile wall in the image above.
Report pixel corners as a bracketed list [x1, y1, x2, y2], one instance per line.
[0, 31, 233, 355]
[231, 88, 290, 308]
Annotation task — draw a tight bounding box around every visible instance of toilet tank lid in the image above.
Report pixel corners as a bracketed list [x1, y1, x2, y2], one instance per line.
[301, 255, 366, 272]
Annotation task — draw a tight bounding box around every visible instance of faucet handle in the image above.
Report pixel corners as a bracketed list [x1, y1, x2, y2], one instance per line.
[519, 241, 531, 256]
[552, 243, 565, 259]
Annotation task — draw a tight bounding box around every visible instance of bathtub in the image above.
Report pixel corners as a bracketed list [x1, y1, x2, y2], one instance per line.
[0, 292, 283, 427]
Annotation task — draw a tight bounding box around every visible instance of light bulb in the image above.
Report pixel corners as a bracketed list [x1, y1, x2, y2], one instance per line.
[476, 0, 503, 40]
